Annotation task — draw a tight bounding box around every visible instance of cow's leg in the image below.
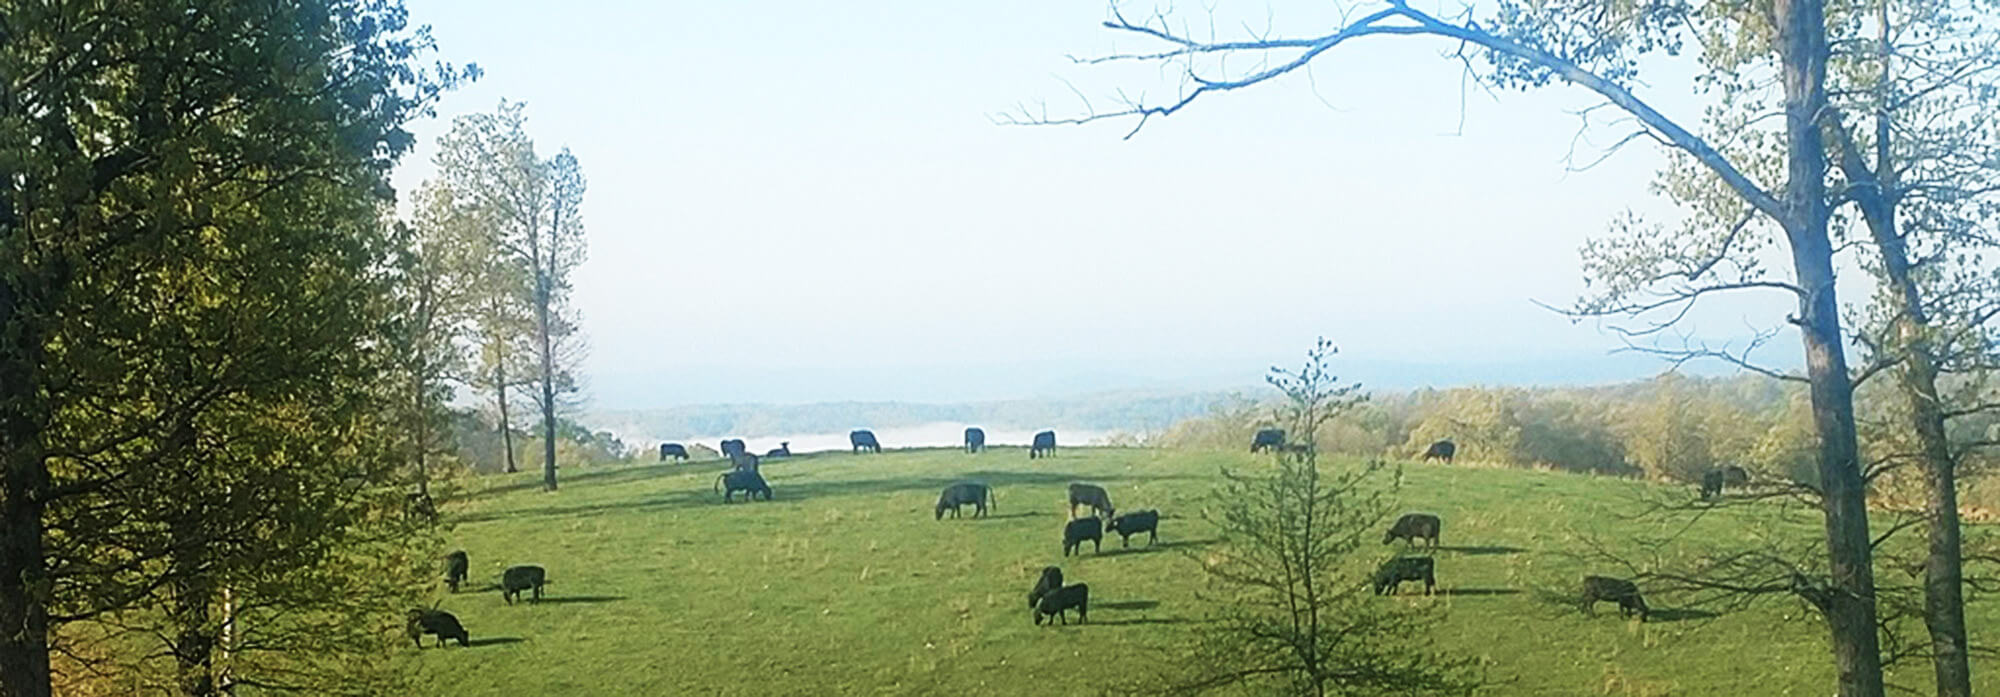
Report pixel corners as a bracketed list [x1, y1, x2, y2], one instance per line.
[1148, 529, 1157, 546]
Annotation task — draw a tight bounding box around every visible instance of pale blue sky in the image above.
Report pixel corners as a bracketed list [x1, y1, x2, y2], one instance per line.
[391, 0, 1803, 408]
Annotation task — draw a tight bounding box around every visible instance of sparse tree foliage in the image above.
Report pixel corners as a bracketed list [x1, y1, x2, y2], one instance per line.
[1146, 339, 1480, 697]
[431, 102, 588, 490]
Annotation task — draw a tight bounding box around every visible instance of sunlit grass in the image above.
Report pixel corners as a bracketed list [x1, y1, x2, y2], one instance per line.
[407, 447, 1996, 696]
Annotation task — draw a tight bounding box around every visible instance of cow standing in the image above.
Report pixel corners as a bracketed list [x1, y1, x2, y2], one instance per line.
[935, 482, 995, 520]
[720, 439, 748, 460]
[1581, 575, 1649, 621]
[1383, 513, 1442, 548]
[1067, 482, 1114, 520]
[659, 443, 690, 462]
[716, 470, 772, 502]
[850, 430, 881, 453]
[1030, 430, 1057, 459]
[1250, 427, 1285, 453]
[964, 427, 986, 453]
[1421, 439, 1456, 464]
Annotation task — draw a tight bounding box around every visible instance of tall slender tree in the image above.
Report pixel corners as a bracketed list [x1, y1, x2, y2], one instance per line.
[432, 102, 586, 490]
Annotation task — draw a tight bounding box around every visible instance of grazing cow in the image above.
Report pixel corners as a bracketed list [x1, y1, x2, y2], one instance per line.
[1063, 517, 1103, 556]
[764, 442, 791, 458]
[659, 443, 690, 462]
[443, 550, 469, 593]
[935, 482, 995, 520]
[500, 565, 546, 605]
[1251, 427, 1286, 453]
[1033, 583, 1090, 626]
[1383, 513, 1442, 548]
[1372, 557, 1436, 596]
[964, 427, 986, 453]
[1030, 430, 1057, 459]
[1581, 575, 1649, 621]
[1421, 440, 1456, 463]
[1106, 510, 1159, 547]
[1722, 465, 1749, 486]
[720, 439, 748, 460]
[729, 450, 761, 473]
[716, 470, 773, 502]
[850, 430, 881, 453]
[1027, 566, 1064, 608]
[1699, 469, 1725, 500]
[406, 608, 469, 648]
[1067, 482, 1114, 520]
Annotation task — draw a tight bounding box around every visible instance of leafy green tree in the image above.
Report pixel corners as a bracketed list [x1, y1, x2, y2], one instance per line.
[0, 1, 465, 695]
[1146, 339, 1479, 696]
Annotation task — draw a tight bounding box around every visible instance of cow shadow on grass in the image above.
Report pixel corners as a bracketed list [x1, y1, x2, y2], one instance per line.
[1092, 617, 1196, 626]
[1444, 587, 1524, 597]
[530, 595, 625, 605]
[464, 637, 525, 648]
[1094, 537, 1220, 558]
[1646, 607, 1722, 623]
[1434, 545, 1529, 556]
[1098, 600, 1160, 611]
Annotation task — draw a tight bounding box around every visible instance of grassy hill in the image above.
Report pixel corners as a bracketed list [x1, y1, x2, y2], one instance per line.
[409, 448, 1997, 696]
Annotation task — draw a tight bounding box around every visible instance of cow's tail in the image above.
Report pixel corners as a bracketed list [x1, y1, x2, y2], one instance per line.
[714, 473, 727, 493]
[987, 487, 996, 513]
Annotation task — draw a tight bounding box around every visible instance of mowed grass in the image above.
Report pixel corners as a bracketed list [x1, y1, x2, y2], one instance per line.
[413, 447, 1998, 696]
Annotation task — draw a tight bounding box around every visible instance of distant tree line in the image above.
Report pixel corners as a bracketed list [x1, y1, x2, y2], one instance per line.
[1158, 373, 2000, 511]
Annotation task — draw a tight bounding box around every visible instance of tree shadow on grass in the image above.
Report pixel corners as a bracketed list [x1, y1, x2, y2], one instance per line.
[1435, 545, 1529, 556]
[453, 469, 1206, 524]
[464, 637, 525, 648]
[1444, 588, 1524, 597]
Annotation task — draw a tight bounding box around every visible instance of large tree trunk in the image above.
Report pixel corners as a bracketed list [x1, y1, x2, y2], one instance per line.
[0, 284, 54, 697]
[536, 275, 557, 493]
[1777, 0, 1885, 693]
[1834, 124, 1972, 697]
[169, 521, 218, 697]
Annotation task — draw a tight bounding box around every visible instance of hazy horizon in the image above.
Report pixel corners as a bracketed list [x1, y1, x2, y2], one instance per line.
[392, 0, 1820, 411]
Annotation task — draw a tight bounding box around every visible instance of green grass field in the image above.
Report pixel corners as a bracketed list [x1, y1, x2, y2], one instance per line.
[412, 447, 1997, 696]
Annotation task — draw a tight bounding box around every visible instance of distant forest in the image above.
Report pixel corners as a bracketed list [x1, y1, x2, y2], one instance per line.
[1157, 373, 2000, 512]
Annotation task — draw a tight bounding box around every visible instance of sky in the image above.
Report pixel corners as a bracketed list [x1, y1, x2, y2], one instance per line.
[389, 0, 1811, 409]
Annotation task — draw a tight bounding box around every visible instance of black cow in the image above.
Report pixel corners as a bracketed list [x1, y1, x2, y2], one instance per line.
[1027, 566, 1064, 608]
[850, 430, 881, 453]
[406, 608, 469, 648]
[1063, 517, 1103, 556]
[1067, 482, 1114, 520]
[1033, 583, 1090, 626]
[1581, 575, 1649, 621]
[659, 443, 690, 462]
[729, 450, 761, 473]
[501, 565, 546, 605]
[1372, 556, 1436, 596]
[443, 550, 469, 593]
[716, 470, 772, 502]
[720, 438, 748, 460]
[404, 491, 436, 520]
[935, 482, 995, 520]
[765, 442, 791, 458]
[1383, 513, 1442, 548]
[1030, 430, 1057, 459]
[964, 427, 986, 453]
[1251, 427, 1286, 453]
[1700, 469, 1726, 500]
[1421, 440, 1456, 463]
[1106, 510, 1159, 547]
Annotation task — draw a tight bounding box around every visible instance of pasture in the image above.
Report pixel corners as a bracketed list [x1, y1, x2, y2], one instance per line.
[410, 447, 1997, 696]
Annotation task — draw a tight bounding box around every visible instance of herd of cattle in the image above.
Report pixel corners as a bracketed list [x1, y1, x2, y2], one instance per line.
[406, 426, 1720, 648]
